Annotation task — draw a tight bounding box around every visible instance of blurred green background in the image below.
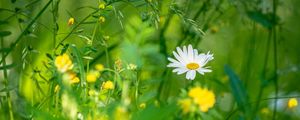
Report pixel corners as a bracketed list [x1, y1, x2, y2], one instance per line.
[1, 0, 300, 119]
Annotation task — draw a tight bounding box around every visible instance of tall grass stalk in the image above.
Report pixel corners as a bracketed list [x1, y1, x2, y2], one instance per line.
[1, 37, 14, 120]
[0, 0, 53, 64]
[272, 0, 278, 119]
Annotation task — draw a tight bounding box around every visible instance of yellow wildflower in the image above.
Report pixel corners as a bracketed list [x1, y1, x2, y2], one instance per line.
[88, 89, 96, 96]
[98, 3, 106, 9]
[71, 77, 80, 84]
[188, 87, 216, 112]
[63, 71, 80, 84]
[102, 80, 114, 90]
[86, 71, 100, 83]
[288, 98, 298, 109]
[55, 54, 73, 73]
[99, 16, 105, 23]
[178, 98, 192, 114]
[139, 103, 146, 109]
[54, 85, 60, 93]
[68, 17, 75, 26]
[95, 64, 105, 71]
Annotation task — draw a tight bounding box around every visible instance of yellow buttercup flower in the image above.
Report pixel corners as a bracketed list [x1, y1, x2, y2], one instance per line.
[95, 64, 104, 71]
[188, 87, 216, 112]
[86, 71, 100, 83]
[71, 76, 80, 84]
[55, 54, 74, 73]
[178, 98, 192, 114]
[288, 98, 298, 109]
[98, 3, 106, 9]
[99, 16, 105, 23]
[102, 80, 114, 90]
[63, 71, 80, 84]
[68, 17, 75, 26]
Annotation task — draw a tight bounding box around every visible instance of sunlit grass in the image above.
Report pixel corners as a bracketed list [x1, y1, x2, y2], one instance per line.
[0, 0, 300, 119]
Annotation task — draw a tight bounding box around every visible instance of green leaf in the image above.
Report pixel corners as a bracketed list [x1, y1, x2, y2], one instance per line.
[46, 53, 53, 60]
[247, 11, 277, 29]
[224, 65, 249, 112]
[0, 31, 12, 37]
[70, 44, 86, 96]
[60, 44, 69, 55]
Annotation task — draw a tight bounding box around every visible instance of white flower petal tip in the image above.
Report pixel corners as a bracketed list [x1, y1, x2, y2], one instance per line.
[167, 45, 214, 80]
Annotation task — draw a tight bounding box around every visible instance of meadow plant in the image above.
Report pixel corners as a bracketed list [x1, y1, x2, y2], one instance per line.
[0, 0, 300, 119]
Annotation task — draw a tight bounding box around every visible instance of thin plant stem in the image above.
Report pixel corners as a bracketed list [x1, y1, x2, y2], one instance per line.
[135, 70, 139, 107]
[51, 0, 59, 49]
[0, 0, 53, 64]
[54, 10, 99, 50]
[253, 26, 272, 118]
[1, 37, 14, 120]
[272, 0, 278, 119]
[91, 21, 99, 45]
[105, 45, 110, 68]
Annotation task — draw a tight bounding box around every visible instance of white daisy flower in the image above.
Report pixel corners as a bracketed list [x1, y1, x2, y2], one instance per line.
[167, 44, 214, 80]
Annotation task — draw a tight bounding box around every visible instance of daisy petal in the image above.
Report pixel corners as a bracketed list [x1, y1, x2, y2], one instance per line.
[188, 44, 194, 61]
[189, 70, 196, 80]
[182, 46, 187, 57]
[186, 71, 191, 80]
[197, 68, 212, 74]
[177, 68, 189, 75]
[177, 47, 188, 63]
[173, 51, 186, 64]
[186, 70, 196, 80]
[173, 68, 186, 74]
[167, 63, 182, 68]
[167, 57, 180, 64]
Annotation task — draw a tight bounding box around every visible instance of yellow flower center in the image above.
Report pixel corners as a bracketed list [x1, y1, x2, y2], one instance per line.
[186, 63, 200, 70]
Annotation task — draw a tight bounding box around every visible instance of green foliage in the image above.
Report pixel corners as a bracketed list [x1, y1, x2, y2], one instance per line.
[1, 0, 300, 119]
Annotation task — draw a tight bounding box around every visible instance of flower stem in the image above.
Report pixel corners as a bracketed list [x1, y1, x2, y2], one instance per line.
[1, 37, 14, 120]
[272, 0, 278, 119]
